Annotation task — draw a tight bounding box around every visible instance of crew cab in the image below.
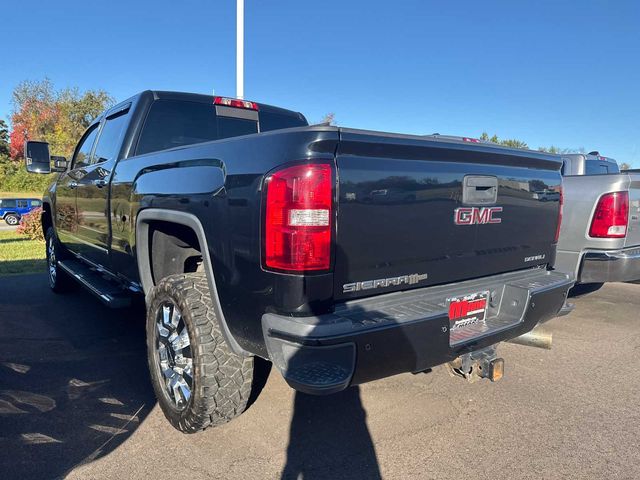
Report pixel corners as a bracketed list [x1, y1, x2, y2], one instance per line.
[555, 152, 640, 287]
[25, 91, 572, 433]
[0, 198, 42, 225]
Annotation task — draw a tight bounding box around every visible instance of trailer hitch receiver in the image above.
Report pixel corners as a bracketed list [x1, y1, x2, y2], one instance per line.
[447, 345, 504, 383]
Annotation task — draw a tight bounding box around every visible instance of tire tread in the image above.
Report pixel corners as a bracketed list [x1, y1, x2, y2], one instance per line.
[147, 273, 254, 433]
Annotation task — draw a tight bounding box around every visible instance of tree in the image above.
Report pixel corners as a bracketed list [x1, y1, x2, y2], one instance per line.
[538, 145, 562, 154]
[480, 132, 499, 143]
[480, 132, 586, 155]
[538, 146, 585, 155]
[619, 162, 632, 171]
[500, 138, 528, 149]
[480, 132, 528, 149]
[0, 119, 9, 157]
[318, 113, 335, 125]
[9, 78, 114, 160]
[9, 78, 58, 159]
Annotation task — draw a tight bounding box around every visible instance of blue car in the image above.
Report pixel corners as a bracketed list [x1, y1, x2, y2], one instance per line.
[0, 198, 42, 225]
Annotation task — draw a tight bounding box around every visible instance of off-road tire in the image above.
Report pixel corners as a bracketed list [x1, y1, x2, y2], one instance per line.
[4, 214, 19, 225]
[45, 227, 74, 293]
[146, 273, 255, 433]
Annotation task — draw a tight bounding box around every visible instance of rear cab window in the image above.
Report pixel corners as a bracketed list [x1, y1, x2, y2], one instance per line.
[136, 100, 221, 155]
[135, 99, 307, 156]
[218, 115, 258, 139]
[584, 160, 619, 175]
[259, 109, 307, 132]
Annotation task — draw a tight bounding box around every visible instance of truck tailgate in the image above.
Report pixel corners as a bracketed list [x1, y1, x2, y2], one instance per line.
[334, 129, 562, 300]
[624, 173, 640, 248]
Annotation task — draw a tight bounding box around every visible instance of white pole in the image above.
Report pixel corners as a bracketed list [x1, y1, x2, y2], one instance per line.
[236, 0, 244, 99]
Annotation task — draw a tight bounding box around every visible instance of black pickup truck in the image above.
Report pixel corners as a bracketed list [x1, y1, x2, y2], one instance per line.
[25, 91, 572, 433]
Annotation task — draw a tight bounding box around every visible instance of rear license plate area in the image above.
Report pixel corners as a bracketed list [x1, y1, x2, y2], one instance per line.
[447, 291, 490, 345]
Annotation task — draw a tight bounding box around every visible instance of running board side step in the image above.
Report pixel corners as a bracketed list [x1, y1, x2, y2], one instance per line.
[58, 259, 132, 308]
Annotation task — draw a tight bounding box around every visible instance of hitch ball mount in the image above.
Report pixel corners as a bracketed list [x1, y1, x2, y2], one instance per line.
[447, 345, 504, 383]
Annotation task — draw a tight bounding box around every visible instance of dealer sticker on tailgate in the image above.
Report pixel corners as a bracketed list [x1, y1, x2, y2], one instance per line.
[447, 291, 489, 344]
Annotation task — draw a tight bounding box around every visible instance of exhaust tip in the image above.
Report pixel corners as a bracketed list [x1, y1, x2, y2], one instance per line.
[506, 327, 552, 350]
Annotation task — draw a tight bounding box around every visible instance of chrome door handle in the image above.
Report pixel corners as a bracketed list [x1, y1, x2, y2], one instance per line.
[69, 181, 78, 189]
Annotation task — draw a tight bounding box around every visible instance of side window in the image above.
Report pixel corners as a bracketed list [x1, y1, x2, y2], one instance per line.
[31, 200, 42, 207]
[93, 109, 130, 163]
[17, 200, 28, 208]
[72, 125, 100, 169]
[0, 199, 17, 208]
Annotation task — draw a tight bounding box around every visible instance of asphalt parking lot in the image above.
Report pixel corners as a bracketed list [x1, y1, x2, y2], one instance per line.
[1, 274, 639, 480]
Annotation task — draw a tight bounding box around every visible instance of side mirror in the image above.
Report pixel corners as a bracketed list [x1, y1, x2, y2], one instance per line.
[25, 141, 51, 174]
[51, 156, 68, 172]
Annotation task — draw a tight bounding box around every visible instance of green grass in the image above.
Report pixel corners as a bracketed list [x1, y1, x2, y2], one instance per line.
[0, 230, 46, 276]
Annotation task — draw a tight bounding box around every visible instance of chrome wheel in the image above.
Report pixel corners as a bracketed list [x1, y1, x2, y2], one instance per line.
[155, 302, 193, 410]
[48, 236, 57, 286]
[5, 215, 19, 225]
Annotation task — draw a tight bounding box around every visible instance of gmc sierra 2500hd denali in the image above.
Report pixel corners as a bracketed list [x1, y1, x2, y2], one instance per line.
[25, 91, 572, 433]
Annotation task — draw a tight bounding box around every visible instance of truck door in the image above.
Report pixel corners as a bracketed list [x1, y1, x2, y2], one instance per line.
[74, 105, 130, 268]
[55, 124, 100, 251]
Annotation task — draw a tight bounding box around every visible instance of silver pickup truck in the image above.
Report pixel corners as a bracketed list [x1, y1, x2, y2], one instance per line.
[555, 152, 640, 286]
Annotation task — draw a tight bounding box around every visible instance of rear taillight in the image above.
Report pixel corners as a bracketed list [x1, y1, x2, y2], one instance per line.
[264, 163, 333, 272]
[554, 187, 563, 243]
[589, 191, 629, 238]
[213, 96, 258, 110]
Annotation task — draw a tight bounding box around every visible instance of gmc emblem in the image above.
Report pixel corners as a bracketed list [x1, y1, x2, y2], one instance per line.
[454, 207, 502, 225]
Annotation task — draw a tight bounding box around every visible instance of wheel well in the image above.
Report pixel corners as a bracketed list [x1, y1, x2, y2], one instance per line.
[148, 221, 203, 285]
[41, 204, 53, 234]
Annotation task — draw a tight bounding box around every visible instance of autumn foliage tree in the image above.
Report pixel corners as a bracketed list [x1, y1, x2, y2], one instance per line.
[8, 78, 113, 160]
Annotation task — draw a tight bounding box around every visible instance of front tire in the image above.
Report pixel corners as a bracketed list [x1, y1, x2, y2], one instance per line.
[5, 214, 19, 225]
[146, 273, 257, 433]
[45, 227, 74, 293]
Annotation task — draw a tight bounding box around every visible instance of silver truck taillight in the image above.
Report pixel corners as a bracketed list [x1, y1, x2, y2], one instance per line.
[589, 191, 629, 238]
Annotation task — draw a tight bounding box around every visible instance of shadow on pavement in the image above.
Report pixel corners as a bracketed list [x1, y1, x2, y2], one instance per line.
[0, 273, 155, 480]
[279, 285, 396, 479]
[281, 386, 382, 479]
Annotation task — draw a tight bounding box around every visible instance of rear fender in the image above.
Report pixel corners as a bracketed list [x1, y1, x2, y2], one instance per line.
[135, 209, 248, 357]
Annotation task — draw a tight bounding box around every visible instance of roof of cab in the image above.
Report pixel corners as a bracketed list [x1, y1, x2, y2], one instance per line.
[149, 90, 306, 120]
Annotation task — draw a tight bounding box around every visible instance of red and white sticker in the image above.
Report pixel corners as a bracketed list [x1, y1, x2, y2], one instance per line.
[447, 291, 489, 333]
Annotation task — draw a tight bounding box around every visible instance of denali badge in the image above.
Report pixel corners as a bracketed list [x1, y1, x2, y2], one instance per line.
[454, 206, 502, 225]
[343, 273, 428, 293]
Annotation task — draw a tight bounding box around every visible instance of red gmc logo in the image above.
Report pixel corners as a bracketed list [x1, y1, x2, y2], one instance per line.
[454, 207, 502, 225]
